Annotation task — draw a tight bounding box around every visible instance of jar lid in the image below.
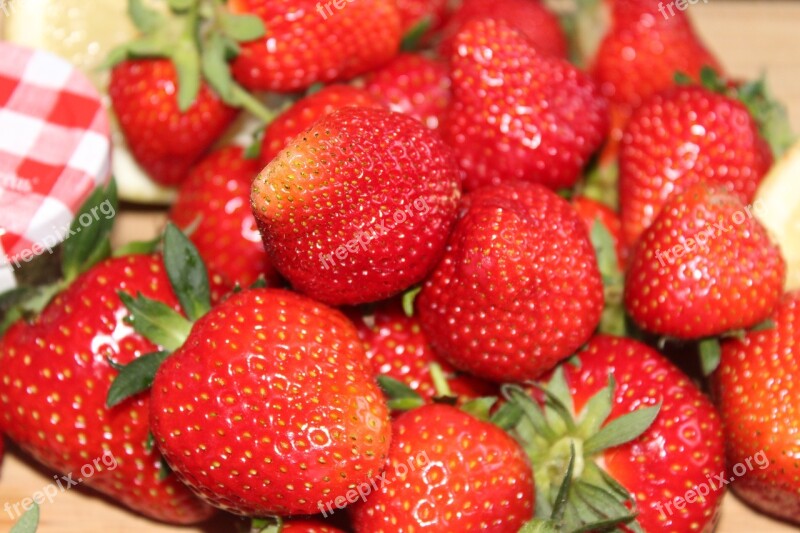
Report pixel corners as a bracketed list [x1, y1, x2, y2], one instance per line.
[0, 42, 112, 291]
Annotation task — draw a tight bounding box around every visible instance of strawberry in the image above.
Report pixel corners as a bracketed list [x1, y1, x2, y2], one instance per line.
[229, 0, 402, 92]
[713, 292, 800, 525]
[442, 19, 608, 191]
[252, 106, 461, 306]
[620, 85, 773, 245]
[439, 0, 568, 58]
[360, 53, 451, 130]
[625, 183, 785, 339]
[283, 520, 347, 532]
[417, 182, 604, 383]
[259, 85, 383, 168]
[590, 0, 722, 150]
[109, 59, 238, 186]
[150, 287, 391, 516]
[506, 335, 725, 532]
[170, 146, 279, 290]
[349, 403, 534, 531]
[572, 195, 628, 270]
[0, 254, 214, 524]
[395, 0, 448, 37]
[350, 300, 496, 402]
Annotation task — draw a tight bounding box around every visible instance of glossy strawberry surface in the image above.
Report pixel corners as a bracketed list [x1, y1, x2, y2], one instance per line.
[625, 184, 785, 339]
[619, 86, 772, 246]
[0, 255, 214, 524]
[252, 106, 461, 306]
[230, 0, 401, 92]
[713, 292, 800, 525]
[561, 336, 725, 533]
[417, 182, 604, 382]
[109, 59, 238, 186]
[171, 146, 279, 290]
[361, 54, 451, 130]
[350, 404, 534, 531]
[150, 288, 391, 516]
[259, 85, 383, 167]
[442, 19, 608, 191]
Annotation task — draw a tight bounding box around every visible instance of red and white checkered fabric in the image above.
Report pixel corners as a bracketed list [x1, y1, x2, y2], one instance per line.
[0, 42, 111, 290]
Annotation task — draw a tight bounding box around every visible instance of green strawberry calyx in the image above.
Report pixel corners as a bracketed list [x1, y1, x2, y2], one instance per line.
[103, 0, 276, 122]
[504, 365, 662, 533]
[106, 222, 211, 408]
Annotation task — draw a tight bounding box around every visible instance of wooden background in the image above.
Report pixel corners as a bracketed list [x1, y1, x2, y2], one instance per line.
[2, 1, 800, 531]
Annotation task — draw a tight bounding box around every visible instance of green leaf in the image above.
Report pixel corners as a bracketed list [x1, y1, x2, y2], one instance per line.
[168, 0, 196, 11]
[163, 223, 211, 322]
[244, 128, 266, 160]
[201, 33, 234, 102]
[400, 16, 431, 52]
[306, 83, 325, 96]
[61, 179, 118, 283]
[10, 502, 39, 533]
[251, 516, 284, 533]
[751, 318, 776, 332]
[543, 367, 576, 432]
[577, 376, 615, 438]
[699, 337, 722, 376]
[583, 403, 661, 455]
[172, 38, 202, 112]
[106, 350, 171, 407]
[128, 0, 163, 33]
[517, 520, 560, 533]
[118, 291, 192, 351]
[551, 443, 576, 521]
[402, 286, 422, 317]
[377, 375, 424, 411]
[573, 481, 640, 532]
[158, 458, 173, 480]
[220, 12, 267, 42]
[429, 362, 454, 398]
[699, 65, 725, 92]
[460, 396, 497, 421]
[673, 71, 693, 86]
[503, 385, 557, 442]
[145, 431, 155, 453]
[113, 236, 161, 257]
[250, 277, 267, 289]
[489, 400, 523, 430]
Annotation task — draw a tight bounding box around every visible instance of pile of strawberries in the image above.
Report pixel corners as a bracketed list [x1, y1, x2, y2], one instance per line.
[1, 0, 799, 531]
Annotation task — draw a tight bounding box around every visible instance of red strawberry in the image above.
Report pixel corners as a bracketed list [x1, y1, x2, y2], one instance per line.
[150, 288, 391, 516]
[283, 520, 347, 532]
[442, 19, 608, 191]
[229, 0, 401, 92]
[439, 0, 567, 58]
[625, 183, 784, 339]
[417, 182, 604, 383]
[713, 292, 800, 525]
[109, 59, 238, 186]
[259, 85, 383, 167]
[361, 53, 451, 130]
[572, 195, 628, 270]
[350, 300, 496, 402]
[620, 85, 773, 245]
[590, 0, 722, 150]
[0, 255, 214, 524]
[170, 146, 279, 290]
[349, 403, 534, 531]
[506, 335, 724, 532]
[395, 0, 448, 36]
[251, 106, 461, 306]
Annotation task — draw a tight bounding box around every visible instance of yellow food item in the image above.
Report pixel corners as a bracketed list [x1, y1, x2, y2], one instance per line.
[755, 139, 800, 291]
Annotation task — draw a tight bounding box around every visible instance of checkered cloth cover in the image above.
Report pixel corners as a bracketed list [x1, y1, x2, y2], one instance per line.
[0, 42, 111, 291]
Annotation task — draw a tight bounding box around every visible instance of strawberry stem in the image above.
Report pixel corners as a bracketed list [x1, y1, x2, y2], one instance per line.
[429, 362, 454, 398]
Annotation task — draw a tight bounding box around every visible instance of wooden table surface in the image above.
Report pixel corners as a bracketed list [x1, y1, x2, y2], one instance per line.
[2, 1, 800, 531]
